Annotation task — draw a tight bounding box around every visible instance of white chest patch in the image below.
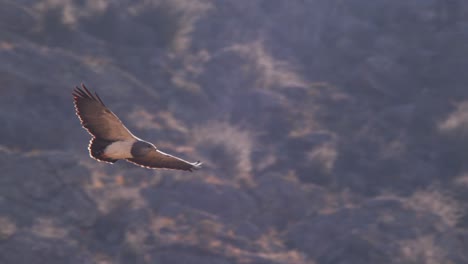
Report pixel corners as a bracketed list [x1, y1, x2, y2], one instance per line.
[104, 140, 136, 159]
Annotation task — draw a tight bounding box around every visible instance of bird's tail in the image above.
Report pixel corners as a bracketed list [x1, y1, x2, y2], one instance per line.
[88, 138, 118, 163]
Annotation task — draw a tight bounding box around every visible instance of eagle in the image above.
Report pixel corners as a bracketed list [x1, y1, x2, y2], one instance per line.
[73, 84, 202, 172]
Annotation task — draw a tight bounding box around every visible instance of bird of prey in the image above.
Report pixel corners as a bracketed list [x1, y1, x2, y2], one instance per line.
[73, 84, 202, 172]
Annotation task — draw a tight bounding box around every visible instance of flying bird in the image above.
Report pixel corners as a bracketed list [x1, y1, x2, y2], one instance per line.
[73, 84, 202, 172]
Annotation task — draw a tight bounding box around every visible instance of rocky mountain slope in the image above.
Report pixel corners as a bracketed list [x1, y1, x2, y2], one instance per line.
[1, 0, 468, 263]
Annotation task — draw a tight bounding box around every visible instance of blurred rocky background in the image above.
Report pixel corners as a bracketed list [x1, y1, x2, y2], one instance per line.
[1, 0, 468, 263]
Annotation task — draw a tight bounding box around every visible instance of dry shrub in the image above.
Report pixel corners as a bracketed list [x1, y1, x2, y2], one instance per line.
[306, 142, 337, 175]
[129, 0, 189, 50]
[438, 101, 468, 137]
[0, 216, 16, 240]
[31, 1, 75, 46]
[227, 40, 307, 90]
[437, 101, 468, 174]
[404, 187, 463, 227]
[130, 0, 212, 51]
[399, 235, 447, 264]
[193, 122, 254, 180]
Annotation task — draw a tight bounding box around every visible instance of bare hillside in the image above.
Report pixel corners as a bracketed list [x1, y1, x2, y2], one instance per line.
[1, 1, 468, 263]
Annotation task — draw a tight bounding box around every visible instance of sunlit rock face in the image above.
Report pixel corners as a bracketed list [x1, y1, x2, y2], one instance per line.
[1, 0, 468, 263]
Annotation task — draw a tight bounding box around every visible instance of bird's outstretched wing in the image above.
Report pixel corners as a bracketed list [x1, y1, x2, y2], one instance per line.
[126, 150, 202, 171]
[73, 84, 135, 141]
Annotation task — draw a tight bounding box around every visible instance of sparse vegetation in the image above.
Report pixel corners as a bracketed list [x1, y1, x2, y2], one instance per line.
[1, 0, 468, 263]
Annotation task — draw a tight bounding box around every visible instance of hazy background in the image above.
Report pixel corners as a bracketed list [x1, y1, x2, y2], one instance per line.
[1, 0, 468, 263]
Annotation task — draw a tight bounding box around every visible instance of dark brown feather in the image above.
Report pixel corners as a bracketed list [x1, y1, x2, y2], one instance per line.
[73, 84, 135, 141]
[88, 137, 118, 163]
[126, 149, 202, 171]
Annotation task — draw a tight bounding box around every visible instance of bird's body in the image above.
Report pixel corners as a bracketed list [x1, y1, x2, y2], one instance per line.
[103, 139, 136, 159]
[73, 84, 202, 172]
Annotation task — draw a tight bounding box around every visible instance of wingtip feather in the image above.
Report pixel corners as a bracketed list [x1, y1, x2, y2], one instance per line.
[190, 161, 202, 171]
[72, 83, 106, 106]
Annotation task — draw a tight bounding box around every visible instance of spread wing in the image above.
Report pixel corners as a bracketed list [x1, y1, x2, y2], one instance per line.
[73, 84, 135, 141]
[126, 149, 202, 171]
